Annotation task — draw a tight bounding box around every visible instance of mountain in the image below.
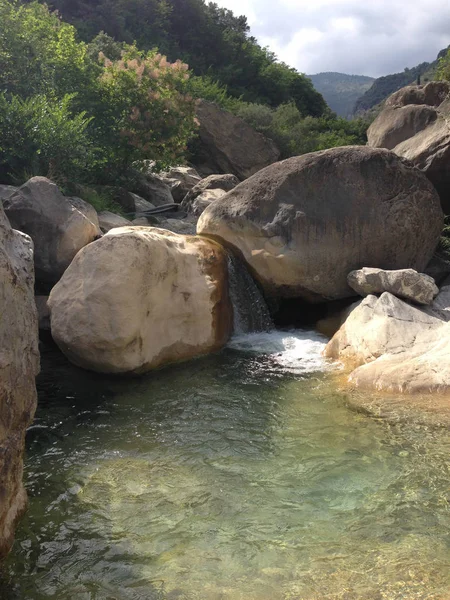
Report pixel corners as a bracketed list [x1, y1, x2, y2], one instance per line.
[308, 72, 374, 118]
[353, 48, 449, 115]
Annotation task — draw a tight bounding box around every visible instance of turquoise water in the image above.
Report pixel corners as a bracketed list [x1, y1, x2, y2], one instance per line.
[1, 332, 450, 599]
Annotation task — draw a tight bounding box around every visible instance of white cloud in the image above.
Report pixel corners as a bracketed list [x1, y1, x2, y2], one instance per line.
[214, 0, 450, 76]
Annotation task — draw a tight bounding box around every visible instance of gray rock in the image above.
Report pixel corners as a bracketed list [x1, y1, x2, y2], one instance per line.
[193, 100, 280, 180]
[35, 295, 50, 330]
[0, 184, 18, 202]
[347, 267, 439, 305]
[4, 177, 100, 283]
[130, 193, 155, 213]
[0, 204, 39, 559]
[189, 189, 226, 217]
[198, 146, 444, 302]
[158, 219, 196, 235]
[98, 211, 132, 233]
[131, 173, 174, 207]
[367, 82, 450, 213]
[68, 197, 100, 229]
[161, 166, 202, 203]
[181, 174, 239, 210]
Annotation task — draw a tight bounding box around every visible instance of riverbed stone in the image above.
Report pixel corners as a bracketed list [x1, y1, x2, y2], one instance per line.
[48, 227, 232, 374]
[198, 146, 444, 302]
[3, 177, 100, 284]
[347, 267, 439, 305]
[0, 205, 39, 559]
[98, 211, 132, 233]
[324, 290, 450, 393]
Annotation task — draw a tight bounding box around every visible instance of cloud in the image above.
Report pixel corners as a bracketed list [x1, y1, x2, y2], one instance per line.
[214, 0, 450, 77]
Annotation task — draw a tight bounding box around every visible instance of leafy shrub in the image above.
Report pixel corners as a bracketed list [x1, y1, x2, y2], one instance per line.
[96, 48, 197, 175]
[0, 93, 99, 184]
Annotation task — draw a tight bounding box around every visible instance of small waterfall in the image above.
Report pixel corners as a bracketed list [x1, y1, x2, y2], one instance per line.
[227, 253, 273, 335]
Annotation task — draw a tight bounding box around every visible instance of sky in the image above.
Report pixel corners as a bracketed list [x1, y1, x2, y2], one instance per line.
[214, 0, 450, 78]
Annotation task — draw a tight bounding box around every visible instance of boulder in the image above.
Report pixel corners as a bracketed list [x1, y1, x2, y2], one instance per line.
[181, 174, 239, 209]
[0, 184, 17, 203]
[188, 189, 226, 217]
[131, 173, 174, 207]
[193, 101, 280, 180]
[48, 227, 232, 374]
[366, 105, 438, 150]
[384, 81, 450, 108]
[161, 166, 202, 203]
[324, 289, 450, 393]
[159, 219, 197, 235]
[367, 83, 450, 213]
[68, 197, 100, 229]
[35, 295, 50, 331]
[0, 205, 39, 559]
[197, 146, 444, 302]
[3, 177, 100, 284]
[98, 211, 132, 233]
[347, 268, 439, 305]
[130, 193, 155, 214]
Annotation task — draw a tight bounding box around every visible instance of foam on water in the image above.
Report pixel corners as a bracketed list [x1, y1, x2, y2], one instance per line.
[228, 329, 330, 374]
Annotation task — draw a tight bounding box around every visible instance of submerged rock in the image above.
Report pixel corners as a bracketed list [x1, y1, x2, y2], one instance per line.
[347, 268, 439, 305]
[198, 146, 443, 302]
[3, 177, 100, 284]
[48, 227, 232, 374]
[0, 205, 39, 559]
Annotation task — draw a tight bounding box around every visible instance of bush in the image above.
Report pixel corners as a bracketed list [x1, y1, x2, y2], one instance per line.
[95, 47, 197, 175]
[0, 94, 99, 185]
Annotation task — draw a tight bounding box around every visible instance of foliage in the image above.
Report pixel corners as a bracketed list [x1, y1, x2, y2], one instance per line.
[235, 102, 368, 159]
[76, 186, 125, 216]
[437, 48, 450, 82]
[95, 48, 197, 175]
[0, 0, 197, 185]
[0, 93, 97, 184]
[36, 0, 328, 117]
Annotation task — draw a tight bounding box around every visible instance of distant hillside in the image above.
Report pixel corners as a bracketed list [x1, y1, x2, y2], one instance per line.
[353, 48, 448, 115]
[308, 72, 374, 118]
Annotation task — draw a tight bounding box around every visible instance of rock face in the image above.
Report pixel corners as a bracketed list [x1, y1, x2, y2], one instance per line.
[324, 288, 450, 393]
[367, 82, 450, 213]
[48, 227, 232, 374]
[194, 101, 280, 180]
[3, 178, 100, 283]
[0, 206, 39, 559]
[347, 268, 439, 305]
[131, 173, 174, 207]
[197, 146, 444, 302]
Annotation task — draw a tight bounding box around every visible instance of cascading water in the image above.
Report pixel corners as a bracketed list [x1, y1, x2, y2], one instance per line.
[227, 252, 273, 334]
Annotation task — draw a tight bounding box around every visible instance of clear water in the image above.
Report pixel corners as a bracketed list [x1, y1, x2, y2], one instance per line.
[1, 332, 450, 600]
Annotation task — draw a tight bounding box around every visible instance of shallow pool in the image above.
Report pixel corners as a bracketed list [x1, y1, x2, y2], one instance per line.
[2, 331, 449, 599]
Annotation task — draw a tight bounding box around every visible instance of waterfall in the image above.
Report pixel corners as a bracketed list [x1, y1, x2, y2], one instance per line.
[227, 252, 273, 335]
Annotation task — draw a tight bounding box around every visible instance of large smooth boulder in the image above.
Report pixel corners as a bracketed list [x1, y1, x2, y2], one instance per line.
[3, 178, 100, 283]
[131, 172, 174, 207]
[347, 268, 439, 305]
[325, 290, 450, 393]
[68, 197, 100, 229]
[197, 146, 444, 302]
[193, 101, 280, 180]
[188, 189, 227, 217]
[0, 206, 39, 559]
[368, 82, 450, 213]
[48, 227, 232, 374]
